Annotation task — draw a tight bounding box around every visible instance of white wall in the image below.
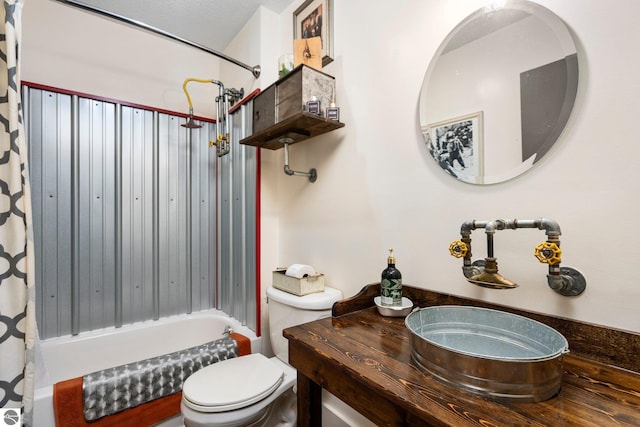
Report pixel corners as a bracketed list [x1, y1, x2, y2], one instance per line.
[22, 0, 640, 334]
[21, 0, 227, 117]
[268, 0, 640, 333]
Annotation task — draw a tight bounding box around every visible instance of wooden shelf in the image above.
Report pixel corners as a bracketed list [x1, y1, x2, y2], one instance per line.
[239, 111, 345, 150]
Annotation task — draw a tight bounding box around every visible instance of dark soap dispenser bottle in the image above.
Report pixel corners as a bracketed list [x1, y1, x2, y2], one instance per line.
[381, 248, 402, 306]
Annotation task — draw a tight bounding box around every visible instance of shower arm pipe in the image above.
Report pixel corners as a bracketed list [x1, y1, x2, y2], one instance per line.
[217, 87, 231, 157]
[183, 78, 229, 152]
[54, 0, 261, 78]
[182, 78, 219, 117]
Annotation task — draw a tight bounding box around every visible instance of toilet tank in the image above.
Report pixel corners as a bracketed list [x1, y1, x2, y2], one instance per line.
[267, 286, 343, 363]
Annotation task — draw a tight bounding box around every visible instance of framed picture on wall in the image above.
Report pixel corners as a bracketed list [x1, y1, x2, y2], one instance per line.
[293, 0, 334, 66]
[422, 112, 484, 184]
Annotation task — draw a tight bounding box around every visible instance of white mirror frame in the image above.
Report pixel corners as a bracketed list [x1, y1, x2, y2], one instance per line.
[419, 0, 579, 184]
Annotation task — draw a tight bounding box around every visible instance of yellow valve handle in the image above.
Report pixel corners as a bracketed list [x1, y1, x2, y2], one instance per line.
[534, 242, 562, 264]
[449, 240, 468, 258]
[209, 134, 228, 148]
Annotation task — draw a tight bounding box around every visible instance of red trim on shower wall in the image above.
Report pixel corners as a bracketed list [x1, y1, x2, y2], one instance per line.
[215, 149, 219, 309]
[255, 144, 262, 337]
[230, 88, 261, 114]
[250, 88, 262, 337]
[22, 80, 264, 334]
[21, 81, 259, 123]
[21, 80, 216, 122]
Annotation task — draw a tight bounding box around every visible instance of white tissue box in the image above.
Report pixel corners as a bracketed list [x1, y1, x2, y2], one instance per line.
[272, 269, 325, 296]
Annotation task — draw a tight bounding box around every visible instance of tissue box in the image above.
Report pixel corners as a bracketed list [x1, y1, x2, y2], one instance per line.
[272, 269, 325, 296]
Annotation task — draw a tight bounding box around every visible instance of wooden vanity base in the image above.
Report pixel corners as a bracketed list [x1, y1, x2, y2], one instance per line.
[284, 284, 640, 426]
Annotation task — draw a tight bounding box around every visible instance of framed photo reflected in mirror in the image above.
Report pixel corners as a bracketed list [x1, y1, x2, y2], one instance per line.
[422, 112, 484, 184]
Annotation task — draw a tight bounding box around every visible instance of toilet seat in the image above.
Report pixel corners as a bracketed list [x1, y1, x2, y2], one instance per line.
[182, 353, 284, 413]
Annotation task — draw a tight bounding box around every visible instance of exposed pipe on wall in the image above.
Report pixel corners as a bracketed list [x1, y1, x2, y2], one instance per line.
[54, 0, 262, 78]
[450, 218, 587, 296]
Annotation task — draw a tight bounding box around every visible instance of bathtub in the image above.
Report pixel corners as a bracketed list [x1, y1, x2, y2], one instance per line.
[33, 309, 261, 427]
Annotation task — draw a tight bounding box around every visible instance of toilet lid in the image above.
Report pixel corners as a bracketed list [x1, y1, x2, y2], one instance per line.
[182, 353, 284, 413]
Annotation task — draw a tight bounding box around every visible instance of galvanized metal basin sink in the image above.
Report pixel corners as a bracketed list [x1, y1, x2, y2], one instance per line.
[405, 305, 569, 402]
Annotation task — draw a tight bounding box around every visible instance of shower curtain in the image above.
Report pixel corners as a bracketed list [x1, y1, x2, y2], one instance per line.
[0, 0, 36, 425]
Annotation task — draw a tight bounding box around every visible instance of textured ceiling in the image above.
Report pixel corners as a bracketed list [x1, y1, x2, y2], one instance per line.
[70, 0, 296, 52]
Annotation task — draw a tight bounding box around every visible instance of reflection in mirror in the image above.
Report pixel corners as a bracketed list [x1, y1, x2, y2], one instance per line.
[419, 0, 578, 184]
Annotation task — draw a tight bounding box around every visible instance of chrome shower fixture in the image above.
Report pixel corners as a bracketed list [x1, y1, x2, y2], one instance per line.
[181, 78, 244, 157]
[182, 115, 203, 129]
[225, 88, 244, 106]
[449, 218, 587, 296]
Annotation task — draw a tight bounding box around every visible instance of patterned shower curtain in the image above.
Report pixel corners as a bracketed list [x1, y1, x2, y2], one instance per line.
[0, 0, 36, 426]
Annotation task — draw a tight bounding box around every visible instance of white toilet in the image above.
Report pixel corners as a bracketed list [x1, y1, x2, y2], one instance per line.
[181, 286, 343, 427]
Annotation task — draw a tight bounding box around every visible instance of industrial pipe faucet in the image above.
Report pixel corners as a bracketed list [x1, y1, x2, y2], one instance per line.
[449, 218, 586, 296]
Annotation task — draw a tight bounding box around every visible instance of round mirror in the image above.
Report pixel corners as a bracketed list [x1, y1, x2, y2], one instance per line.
[419, 0, 578, 184]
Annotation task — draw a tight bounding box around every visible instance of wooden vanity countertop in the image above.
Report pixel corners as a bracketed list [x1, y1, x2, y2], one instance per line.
[284, 284, 640, 426]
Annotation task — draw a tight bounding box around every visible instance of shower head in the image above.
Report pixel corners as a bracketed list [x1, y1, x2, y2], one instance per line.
[181, 115, 203, 129]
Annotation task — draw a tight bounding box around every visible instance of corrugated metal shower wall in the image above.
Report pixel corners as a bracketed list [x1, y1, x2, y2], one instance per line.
[23, 86, 257, 339]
